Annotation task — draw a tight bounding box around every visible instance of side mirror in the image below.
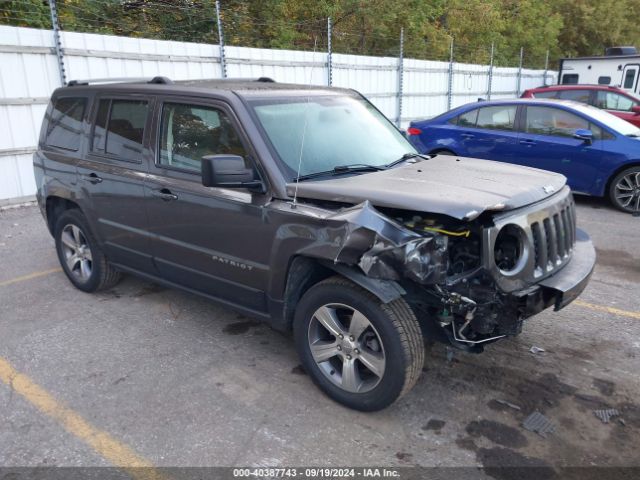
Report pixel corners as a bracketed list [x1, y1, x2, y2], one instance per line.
[201, 154, 263, 190]
[573, 129, 593, 145]
[632, 105, 640, 115]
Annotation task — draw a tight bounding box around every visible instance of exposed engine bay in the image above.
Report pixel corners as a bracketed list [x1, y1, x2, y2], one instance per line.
[278, 185, 583, 353]
[390, 209, 525, 352]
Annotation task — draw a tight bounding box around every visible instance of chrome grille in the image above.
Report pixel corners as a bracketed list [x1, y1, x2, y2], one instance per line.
[531, 201, 576, 277]
[485, 186, 577, 293]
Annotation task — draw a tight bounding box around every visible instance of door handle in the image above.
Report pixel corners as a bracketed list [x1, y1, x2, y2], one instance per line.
[82, 173, 103, 184]
[461, 133, 475, 138]
[519, 139, 536, 146]
[151, 188, 178, 201]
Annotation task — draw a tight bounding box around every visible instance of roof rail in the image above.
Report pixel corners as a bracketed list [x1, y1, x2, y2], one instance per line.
[202, 77, 276, 83]
[149, 76, 173, 84]
[67, 76, 173, 86]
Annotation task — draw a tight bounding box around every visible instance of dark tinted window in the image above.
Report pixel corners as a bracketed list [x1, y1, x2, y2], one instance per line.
[106, 100, 148, 161]
[159, 103, 247, 173]
[476, 105, 517, 130]
[457, 109, 478, 127]
[45, 97, 86, 151]
[525, 106, 589, 137]
[561, 74, 579, 84]
[598, 76, 611, 85]
[557, 89, 590, 104]
[92, 100, 148, 161]
[531, 91, 558, 99]
[624, 69, 636, 89]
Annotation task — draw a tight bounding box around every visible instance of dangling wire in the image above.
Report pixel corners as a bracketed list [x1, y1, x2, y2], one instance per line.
[292, 35, 319, 209]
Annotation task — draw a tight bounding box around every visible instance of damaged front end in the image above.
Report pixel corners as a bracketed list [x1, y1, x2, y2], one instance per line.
[281, 185, 595, 353]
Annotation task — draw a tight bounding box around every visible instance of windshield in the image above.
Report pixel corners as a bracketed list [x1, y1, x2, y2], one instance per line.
[248, 94, 416, 179]
[570, 102, 640, 136]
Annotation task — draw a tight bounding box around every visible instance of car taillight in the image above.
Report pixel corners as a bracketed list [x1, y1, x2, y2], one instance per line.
[407, 127, 422, 136]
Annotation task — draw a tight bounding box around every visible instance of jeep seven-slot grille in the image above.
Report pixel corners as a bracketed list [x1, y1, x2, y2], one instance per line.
[530, 202, 576, 276]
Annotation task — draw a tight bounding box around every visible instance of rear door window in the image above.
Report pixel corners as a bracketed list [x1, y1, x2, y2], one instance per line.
[45, 97, 86, 151]
[92, 99, 148, 162]
[476, 105, 517, 131]
[557, 90, 590, 104]
[530, 91, 557, 99]
[524, 106, 589, 137]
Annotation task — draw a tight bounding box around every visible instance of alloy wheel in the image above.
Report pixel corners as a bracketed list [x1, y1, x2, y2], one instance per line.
[60, 224, 93, 281]
[614, 171, 640, 212]
[307, 303, 386, 393]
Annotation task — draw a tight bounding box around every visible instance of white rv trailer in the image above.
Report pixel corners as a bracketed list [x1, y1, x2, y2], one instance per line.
[559, 47, 640, 95]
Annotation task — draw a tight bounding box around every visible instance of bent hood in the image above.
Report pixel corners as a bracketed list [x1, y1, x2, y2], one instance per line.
[286, 156, 567, 220]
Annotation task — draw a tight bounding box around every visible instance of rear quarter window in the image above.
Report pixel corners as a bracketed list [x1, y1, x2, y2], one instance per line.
[456, 109, 478, 127]
[45, 97, 87, 151]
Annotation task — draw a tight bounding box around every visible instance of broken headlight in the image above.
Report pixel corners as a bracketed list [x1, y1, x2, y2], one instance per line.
[493, 224, 528, 274]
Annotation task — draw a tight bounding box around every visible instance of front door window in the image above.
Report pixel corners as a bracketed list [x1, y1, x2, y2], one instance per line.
[159, 103, 247, 173]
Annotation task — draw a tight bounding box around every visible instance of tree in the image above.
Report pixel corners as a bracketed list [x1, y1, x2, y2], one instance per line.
[1, 0, 639, 68]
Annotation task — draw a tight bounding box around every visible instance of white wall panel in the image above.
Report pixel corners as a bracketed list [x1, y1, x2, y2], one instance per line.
[0, 25, 554, 202]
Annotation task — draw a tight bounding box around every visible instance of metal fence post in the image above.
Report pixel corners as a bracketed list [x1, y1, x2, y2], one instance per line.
[327, 17, 333, 86]
[48, 0, 66, 85]
[516, 47, 523, 96]
[396, 27, 404, 127]
[543, 49, 549, 86]
[487, 42, 494, 100]
[215, 0, 227, 78]
[447, 38, 454, 110]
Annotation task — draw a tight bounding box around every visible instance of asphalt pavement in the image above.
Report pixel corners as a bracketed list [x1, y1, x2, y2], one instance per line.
[0, 197, 638, 476]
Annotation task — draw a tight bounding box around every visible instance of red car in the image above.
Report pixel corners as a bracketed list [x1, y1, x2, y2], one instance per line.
[521, 84, 640, 127]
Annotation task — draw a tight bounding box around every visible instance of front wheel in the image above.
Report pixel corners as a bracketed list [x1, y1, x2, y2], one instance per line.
[293, 277, 424, 411]
[609, 166, 640, 213]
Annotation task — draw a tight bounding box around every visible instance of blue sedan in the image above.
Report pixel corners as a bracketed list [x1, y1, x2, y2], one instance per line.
[407, 99, 640, 213]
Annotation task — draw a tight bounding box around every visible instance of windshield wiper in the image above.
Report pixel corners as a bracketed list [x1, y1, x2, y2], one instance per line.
[295, 163, 386, 182]
[385, 152, 431, 169]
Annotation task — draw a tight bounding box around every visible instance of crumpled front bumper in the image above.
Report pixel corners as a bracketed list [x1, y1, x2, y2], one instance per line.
[481, 228, 595, 340]
[538, 228, 596, 310]
[511, 228, 595, 316]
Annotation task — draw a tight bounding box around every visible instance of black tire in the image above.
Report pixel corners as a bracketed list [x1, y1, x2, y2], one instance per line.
[609, 166, 640, 213]
[54, 209, 121, 292]
[432, 149, 456, 156]
[293, 276, 424, 411]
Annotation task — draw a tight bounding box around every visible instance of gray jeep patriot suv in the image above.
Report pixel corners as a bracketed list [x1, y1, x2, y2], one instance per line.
[34, 77, 596, 411]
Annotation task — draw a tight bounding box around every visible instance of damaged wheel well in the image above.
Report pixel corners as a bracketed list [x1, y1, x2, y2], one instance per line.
[281, 256, 407, 330]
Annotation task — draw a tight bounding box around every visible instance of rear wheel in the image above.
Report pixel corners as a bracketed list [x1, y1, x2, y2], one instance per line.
[54, 209, 121, 292]
[609, 166, 640, 213]
[293, 277, 424, 411]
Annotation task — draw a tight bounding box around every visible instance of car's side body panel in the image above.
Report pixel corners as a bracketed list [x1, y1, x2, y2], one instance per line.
[409, 99, 640, 198]
[35, 81, 597, 349]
